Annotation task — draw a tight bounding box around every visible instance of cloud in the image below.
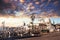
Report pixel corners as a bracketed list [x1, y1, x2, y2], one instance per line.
[54, 1, 59, 6]
[3, 0, 10, 3]
[0, 0, 11, 10]
[0, 0, 60, 17]
[19, 0, 25, 3]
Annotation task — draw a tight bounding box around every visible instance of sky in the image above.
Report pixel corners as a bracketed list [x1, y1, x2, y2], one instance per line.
[0, 0, 60, 24]
[50, 18, 60, 24]
[0, 0, 60, 15]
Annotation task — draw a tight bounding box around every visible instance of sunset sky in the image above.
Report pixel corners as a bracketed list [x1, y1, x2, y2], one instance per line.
[0, 0, 60, 15]
[0, 0, 60, 24]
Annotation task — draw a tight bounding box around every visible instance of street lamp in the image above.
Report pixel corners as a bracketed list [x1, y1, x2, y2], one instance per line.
[31, 13, 35, 29]
[2, 21, 5, 31]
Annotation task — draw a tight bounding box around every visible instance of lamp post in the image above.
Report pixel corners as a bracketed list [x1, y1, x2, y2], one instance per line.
[2, 21, 5, 31]
[31, 13, 35, 30]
